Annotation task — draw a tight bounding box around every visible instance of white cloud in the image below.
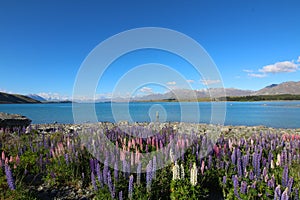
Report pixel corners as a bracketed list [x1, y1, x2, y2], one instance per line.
[248, 73, 267, 78]
[186, 79, 194, 83]
[139, 87, 153, 94]
[259, 61, 298, 73]
[297, 56, 300, 63]
[243, 69, 253, 73]
[166, 81, 176, 85]
[200, 79, 221, 85]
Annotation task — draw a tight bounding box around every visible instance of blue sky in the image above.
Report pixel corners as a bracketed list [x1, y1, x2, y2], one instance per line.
[0, 0, 300, 100]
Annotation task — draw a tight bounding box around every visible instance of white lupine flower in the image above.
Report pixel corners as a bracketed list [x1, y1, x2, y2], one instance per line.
[170, 149, 175, 163]
[172, 162, 180, 180]
[276, 154, 281, 166]
[190, 163, 197, 186]
[271, 159, 275, 169]
[180, 163, 185, 179]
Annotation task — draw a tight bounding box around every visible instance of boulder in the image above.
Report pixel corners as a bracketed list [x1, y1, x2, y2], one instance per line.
[0, 112, 31, 128]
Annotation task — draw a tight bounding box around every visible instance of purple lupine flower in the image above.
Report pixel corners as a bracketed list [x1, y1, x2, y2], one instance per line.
[287, 177, 293, 195]
[249, 170, 254, 180]
[107, 170, 115, 199]
[64, 153, 69, 165]
[153, 156, 157, 179]
[103, 158, 108, 185]
[137, 162, 141, 185]
[222, 176, 226, 185]
[295, 188, 299, 200]
[5, 164, 16, 190]
[242, 154, 249, 174]
[128, 175, 134, 199]
[282, 165, 289, 187]
[281, 188, 289, 200]
[237, 157, 243, 177]
[122, 159, 127, 178]
[119, 191, 123, 200]
[240, 181, 247, 194]
[114, 161, 118, 182]
[232, 175, 239, 198]
[91, 172, 98, 191]
[208, 155, 212, 169]
[96, 162, 103, 188]
[146, 160, 153, 192]
[236, 148, 241, 160]
[267, 175, 275, 188]
[268, 151, 273, 167]
[255, 152, 261, 178]
[274, 185, 281, 200]
[231, 148, 236, 165]
[252, 152, 256, 172]
[90, 159, 95, 174]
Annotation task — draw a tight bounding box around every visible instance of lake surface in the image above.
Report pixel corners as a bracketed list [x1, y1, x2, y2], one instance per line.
[0, 101, 300, 128]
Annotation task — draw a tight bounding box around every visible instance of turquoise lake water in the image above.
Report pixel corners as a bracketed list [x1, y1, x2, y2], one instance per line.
[0, 101, 300, 128]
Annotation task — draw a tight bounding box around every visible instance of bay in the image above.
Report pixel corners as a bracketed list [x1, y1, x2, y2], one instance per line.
[0, 101, 299, 128]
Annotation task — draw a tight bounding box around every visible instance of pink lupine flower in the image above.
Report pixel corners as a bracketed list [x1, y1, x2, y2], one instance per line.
[2, 151, 5, 160]
[9, 156, 13, 163]
[213, 145, 220, 157]
[15, 155, 20, 165]
[201, 160, 205, 175]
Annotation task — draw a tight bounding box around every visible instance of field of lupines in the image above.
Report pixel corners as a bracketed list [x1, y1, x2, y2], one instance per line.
[0, 122, 299, 200]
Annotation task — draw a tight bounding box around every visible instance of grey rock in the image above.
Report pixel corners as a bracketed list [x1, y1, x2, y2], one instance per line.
[0, 112, 31, 128]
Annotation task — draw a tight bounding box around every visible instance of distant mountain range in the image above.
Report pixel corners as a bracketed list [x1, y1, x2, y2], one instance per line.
[1, 81, 300, 104]
[0, 92, 41, 104]
[254, 81, 300, 95]
[27, 94, 47, 102]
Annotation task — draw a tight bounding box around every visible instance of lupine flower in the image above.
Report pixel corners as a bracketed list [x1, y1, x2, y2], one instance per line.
[208, 155, 212, 169]
[107, 170, 115, 199]
[2, 151, 5, 161]
[137, 162, 141, 185]
[96, 162, 103, 188]
[190, 163, 197, 186]
[222, 176, 226, 185]
[281, 187, 289, 200]
[200, 160, 205, 175]
[172, 162, 180, 180]
[180, 163, 185, 179]
[232, 175, 239, 197]
[170, 148, 175, 163]
[240, 181, 247, 194]
[5, 164, 16, 190]
[119, 191, 123, 200]
[271, 159, 275, 169]
[91, 172, 97, 191]
[128, 175, 134, 199]
[274, 185, 281, 200]
[262, 167, 267, 179]
[287, 177, 293, 195]
[64, 153, 69, 165]
[114, 161, 118, 182]
[103, 160, 108, 185]
[153, 156, 157, 179]
[249, 170, 254, 180]
[295, 188, 299, 200]
[282, 165, 289, 187]
[146, 160, 153, 192]
[276, 154, 281, 166]
[237, 157, 243, 177]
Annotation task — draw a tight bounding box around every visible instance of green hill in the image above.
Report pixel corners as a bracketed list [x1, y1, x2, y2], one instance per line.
[0, 92, 41, 104]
